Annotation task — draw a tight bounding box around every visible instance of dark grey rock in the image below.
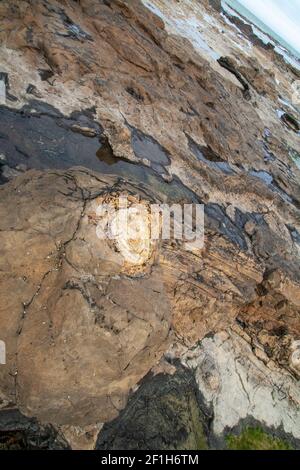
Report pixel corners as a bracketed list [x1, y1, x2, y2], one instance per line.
[0, 409, 69, 450]
[96, 366, 209, 450]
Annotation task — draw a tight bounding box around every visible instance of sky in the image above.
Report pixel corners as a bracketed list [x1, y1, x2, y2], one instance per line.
[238, 0, 300, 54]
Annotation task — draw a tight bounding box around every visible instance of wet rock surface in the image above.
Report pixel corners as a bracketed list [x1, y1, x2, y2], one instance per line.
[0, 101, 187, 192]
[0, 409, 69, 449]
[96, 366, 209, 450]
[0, 0, 299, 449]
[0, 103, 102, 179]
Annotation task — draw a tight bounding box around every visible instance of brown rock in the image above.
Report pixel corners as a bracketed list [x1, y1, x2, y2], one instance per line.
[0, 0, 300, 435]
[0, 170, 171, 425]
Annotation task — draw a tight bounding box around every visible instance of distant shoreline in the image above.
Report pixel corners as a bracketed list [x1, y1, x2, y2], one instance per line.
[222, 0, 300, 61]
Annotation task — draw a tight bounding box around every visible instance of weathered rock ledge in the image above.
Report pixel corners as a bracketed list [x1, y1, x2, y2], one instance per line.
[0, 0, 299, 449]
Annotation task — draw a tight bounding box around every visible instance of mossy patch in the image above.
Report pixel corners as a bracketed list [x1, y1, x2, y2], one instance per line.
[226, 427, 293, 450]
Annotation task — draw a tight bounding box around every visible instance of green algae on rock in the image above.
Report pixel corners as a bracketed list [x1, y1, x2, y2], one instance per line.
[226, 427, 293, 450]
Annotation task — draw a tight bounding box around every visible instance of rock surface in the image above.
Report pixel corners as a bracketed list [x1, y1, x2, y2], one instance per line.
[96, 330, 300, 449]
[0, 169, 171, 425]
[0, 409, 69, 449]
[0, 0, 299, 449]
[183, 329, 300, 446]
[96, 366, 208, 450]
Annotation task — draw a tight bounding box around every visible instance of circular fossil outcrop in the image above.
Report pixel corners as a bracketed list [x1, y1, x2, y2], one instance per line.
[0, 170, 171, 426]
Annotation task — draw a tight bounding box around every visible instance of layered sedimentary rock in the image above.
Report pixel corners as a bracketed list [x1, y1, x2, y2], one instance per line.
[0, 0, 299, 449]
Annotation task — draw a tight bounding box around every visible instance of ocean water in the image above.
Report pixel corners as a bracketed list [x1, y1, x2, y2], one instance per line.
[223, 0, 300, 63]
